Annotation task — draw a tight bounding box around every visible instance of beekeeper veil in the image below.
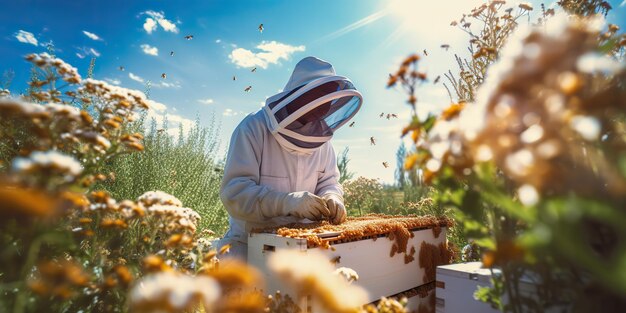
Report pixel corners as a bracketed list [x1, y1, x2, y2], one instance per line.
[263, 56, 363, 153]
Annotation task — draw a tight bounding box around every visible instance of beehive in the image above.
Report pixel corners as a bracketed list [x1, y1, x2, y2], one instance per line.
[249, 214, 453, 312]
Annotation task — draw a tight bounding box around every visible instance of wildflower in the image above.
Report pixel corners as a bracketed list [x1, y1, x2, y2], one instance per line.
[518, 2, 533, 11]
[203, 259, 262, 291]
[129, 272, 220, 313]
[334, 267, 359, 284]
[269, 249, 368, 313]
[138, 190, 183, 207]
[0, 184, 59, 220]
[458, 14, 626, 197]
[440, 102, 465, 121]
[142, 255, 172, 273]
[28, 260, 90, 299]
[12, 150, 83, 180]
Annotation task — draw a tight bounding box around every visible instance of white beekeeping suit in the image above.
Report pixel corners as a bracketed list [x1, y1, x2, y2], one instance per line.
[218, 56, 363, 261]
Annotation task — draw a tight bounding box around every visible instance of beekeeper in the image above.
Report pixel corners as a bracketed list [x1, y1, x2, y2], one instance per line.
[218, 56, 363, 261]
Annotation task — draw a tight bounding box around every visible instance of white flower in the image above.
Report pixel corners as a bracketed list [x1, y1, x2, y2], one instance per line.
[269, 250, 368, 312]
[12, 150, 83, 178]
[129, 272, 220, 312]
[138, 191, 183, 207]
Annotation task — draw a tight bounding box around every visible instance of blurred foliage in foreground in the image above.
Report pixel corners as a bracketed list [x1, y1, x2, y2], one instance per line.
[389, 0, 625, 312]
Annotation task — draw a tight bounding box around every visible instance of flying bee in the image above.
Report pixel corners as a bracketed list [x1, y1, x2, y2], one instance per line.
[383, 162, 389, 168]
[157, 129, 165, 133]
[423, 49, 428, 56]
[161, 73, 167, 79]
[330, 256, 341, 265]
[349, 121, 355, 127]
[370, 137, 376, 145]
[244, 86, 252, 92]
[434, 75, 441, 84]
[251, 67, 257, 72]
[258, 23, 264, 33]
[441, 44, 450, 51]
[170, 51, 174, 56]
[379, 112, 384, 118]
[233, 76, 236, 81]
[119, 66, 125, 71]
[386, 113, 391, 120]
[184, 35, 194, 40]
[391, 113, 398, 118]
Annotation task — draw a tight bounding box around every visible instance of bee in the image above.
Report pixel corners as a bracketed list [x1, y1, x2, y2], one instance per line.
[330, 256, 341, 265]
[463, 22, 471, 28]
[349, 121, 355, 127]
[258, 23, 264, 33]
[251, 67, 257, 72]
[423, 49, 428, 56]
[157, 129, 165, 133]
[161, 73, 167, 79]
[370, 137, 376, 145]
[244, 86, 252, 92]
[379, 112, 384, 118]
[391, 113, 398, 118]
[434, 75, 441, 84]
[119, 66, 125, 71]
[386, 113, 391, 120]
[184, 35, 194, 40]
[232, 75, 236, 81]
[170, 51, 174, 56]
[440, 44, 450, 51]
[383, 162, 389, 168]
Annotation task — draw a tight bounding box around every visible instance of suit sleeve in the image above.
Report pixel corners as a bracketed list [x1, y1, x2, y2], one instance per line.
[219, 118, 274, 223]
[315, 142, 344, 199]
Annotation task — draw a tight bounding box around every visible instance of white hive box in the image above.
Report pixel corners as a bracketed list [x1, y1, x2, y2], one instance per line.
[249, 216, 450, 312]
[435, 262, 499, 313]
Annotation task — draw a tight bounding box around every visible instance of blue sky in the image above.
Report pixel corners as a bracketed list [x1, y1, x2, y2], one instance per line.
[2, 0, 625, 184]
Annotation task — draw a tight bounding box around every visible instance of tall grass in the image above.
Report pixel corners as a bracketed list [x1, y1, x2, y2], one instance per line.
[96, 114, 229, 234]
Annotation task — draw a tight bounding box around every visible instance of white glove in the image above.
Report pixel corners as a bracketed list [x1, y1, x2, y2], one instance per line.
[259, 191, 330, 221]
[323, 193, 346, 224]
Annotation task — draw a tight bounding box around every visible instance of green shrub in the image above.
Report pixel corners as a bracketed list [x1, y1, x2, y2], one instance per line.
[95, 115, 229, 234]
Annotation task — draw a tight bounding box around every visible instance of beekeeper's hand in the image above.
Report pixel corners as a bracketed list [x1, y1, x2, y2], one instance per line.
[323, 193, 346, 224]
[260, 191, 330, 221]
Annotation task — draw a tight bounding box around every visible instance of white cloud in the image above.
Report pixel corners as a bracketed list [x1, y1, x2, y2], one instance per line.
[153, 81, 181, 89]
[140, 44, 159, 56]
[143, 18, 158, 34]
[15, 30, 38, 46]
[82, 30, 102, 41]
[89, 48, 100, 57]
[223, 108, 241, 116]
[128, 72, 145, 84]
[197, 98, 214, 105]
[145, 103, 195, 138]
[105, 78, 121, 85]
[229, 40, 305, 69]
[215, 39, 222, 43]
[142, 11, 179, 34]
[621, 0, 625, 7]
[76, 46, 100, 58]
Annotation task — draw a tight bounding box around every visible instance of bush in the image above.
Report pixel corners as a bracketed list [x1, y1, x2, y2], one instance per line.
[95, 115, 229, 234]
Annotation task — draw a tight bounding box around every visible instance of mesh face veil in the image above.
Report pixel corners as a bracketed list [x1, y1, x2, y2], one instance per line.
[263, 60, 363, 153]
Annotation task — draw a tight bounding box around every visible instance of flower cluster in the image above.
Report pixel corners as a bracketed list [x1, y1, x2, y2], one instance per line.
[460, 14, 626, 202]
[129, 271, 220, 313]
[269, 249, 369, 313]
